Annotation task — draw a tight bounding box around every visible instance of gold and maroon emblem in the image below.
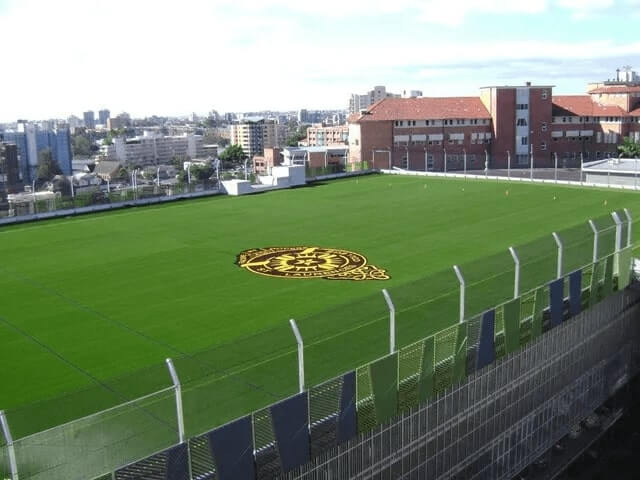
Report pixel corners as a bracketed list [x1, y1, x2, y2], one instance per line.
[236, 247, 389, 281]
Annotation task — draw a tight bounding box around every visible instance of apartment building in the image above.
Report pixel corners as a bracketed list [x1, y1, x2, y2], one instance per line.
[101, 132, 205, 167]
[0, 142, 20, 199]
[230, 118, 287, 158]
[83, 111, 95, 129]
[306, 125, 349, 147]
[348, 86, 401, 115]
[348, 68, 640, 171]
[1, 122, 73, 181]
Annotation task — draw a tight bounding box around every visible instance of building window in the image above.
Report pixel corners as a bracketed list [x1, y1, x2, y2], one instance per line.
[521, 137, 528, 146]
[516, 104, 529, 110]
[516, 118, 527, 126]
[542, 90, 548, 100]
[541, 122, 547, 132]
[540, 142, 547, 150]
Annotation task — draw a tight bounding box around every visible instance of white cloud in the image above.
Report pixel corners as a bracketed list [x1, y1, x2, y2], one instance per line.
[0, 0, 637, 121]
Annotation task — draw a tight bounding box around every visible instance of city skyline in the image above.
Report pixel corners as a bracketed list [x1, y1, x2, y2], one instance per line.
[1, 0, 640, 122]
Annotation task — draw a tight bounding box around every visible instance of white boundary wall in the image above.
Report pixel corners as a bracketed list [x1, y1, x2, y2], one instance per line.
[380, 168, 640, 191]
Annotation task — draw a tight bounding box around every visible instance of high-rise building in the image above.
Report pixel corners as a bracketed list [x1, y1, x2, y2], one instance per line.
[107, 113, 131, 131]
[230, 118, 286, 159]
[348, 86, 402, 114]
[83, 111, 96, 129]
[1, 123, 73, 181]
[98, 109, 111, 126]
[0, 142, 20, 199]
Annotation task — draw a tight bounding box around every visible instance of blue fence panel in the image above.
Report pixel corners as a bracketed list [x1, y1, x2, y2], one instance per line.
[208, 416, 255, 480]
[477, 309, 496, 370]
[569, 269, 582, 316]
[549, 278, 564, 328]
[270, 392, 310, 473]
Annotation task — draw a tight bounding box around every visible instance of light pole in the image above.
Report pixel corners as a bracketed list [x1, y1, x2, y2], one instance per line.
[32, 179, 36, 214]
[484, 149, 489, 178]
[529, 144, 534, 181]
[444, 148, 447, 174]
[405, 146, 409, 170]
[463, 148, 467, 178]
[507, 150, 511, 180]
[424, 147, 428, 172]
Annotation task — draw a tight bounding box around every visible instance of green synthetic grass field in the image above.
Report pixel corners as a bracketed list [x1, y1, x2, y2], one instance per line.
[2, 174, 640, 441]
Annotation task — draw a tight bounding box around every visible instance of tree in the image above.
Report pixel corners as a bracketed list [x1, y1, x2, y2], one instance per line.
[286, 125, 310, 147]
[72, 134, 93, 156]
[618, 137, 640, 158]
[219, 145, 246, 167]
[36, 149, 62, 184]
[190, 164, 214, 181]
[171, 154, 188, 170]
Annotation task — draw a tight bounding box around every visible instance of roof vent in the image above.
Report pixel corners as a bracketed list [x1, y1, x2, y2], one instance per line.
[526, 81, 531, 87]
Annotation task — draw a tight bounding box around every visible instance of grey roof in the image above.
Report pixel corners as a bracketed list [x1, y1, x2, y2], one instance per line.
[94, 160, 121, 175]
[583, 158, 640, 174]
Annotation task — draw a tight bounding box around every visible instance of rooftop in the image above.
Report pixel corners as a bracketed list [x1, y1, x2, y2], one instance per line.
[552, 95, 628, 117]
[352, 97, 491, 122]
[588, 85, 640, 94]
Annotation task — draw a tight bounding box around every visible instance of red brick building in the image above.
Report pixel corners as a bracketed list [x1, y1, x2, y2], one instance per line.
[348, 71, 640, 171]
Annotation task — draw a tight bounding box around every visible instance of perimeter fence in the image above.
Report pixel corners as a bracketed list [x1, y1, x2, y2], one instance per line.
[0, 180, 221, 226]
[0, 208, 637, 480]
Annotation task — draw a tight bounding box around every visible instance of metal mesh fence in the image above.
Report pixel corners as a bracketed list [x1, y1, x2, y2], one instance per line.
[308, 376, 343, 457]
[0, 181, 221, 226]
[10, 387, 178, 480]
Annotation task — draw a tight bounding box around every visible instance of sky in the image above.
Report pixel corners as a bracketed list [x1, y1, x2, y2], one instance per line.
[0, 0, 639, 122]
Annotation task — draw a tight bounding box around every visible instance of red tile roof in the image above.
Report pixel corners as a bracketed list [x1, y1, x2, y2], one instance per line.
[588, 85, 640, 94]
[352, 97, 491, 122]
[631, 107, 640, 117]
[552, 95, 627, 117]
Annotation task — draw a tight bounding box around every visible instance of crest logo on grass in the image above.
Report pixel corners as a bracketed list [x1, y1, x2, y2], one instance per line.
[236, 247, 389, 281]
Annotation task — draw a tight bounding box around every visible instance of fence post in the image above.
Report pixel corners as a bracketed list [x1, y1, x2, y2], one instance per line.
[453, 265, 465, 324]
[289, 319, 305, 393]
[589, 219, 599, 263]
[509, 247, 520, 298]
[552, 232, 563, 279]
[0, 410, 19, 480]
[165, 358, 185, 444]
[381, 289, 396, 354]
[611, 211, 623, 276]
[624, 208, 633, 247]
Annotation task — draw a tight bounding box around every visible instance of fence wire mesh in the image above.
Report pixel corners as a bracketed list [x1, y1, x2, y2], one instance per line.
[10, 387, 177, 480]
